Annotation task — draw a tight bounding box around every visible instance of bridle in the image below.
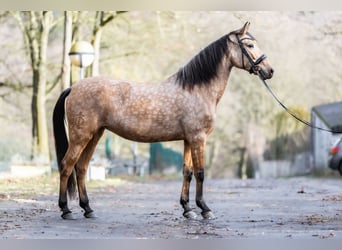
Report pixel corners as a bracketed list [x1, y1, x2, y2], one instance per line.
[232, 34, 342, 134]
[234, 34, 267, 76]
[227, 31, 342, 133]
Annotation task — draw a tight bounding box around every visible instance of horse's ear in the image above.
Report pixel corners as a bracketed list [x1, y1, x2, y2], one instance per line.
[239, 21, 250, 35]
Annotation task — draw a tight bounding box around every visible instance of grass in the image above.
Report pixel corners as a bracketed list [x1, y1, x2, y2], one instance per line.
[0, 172, 60, 199]
[0, 171, 182, 199]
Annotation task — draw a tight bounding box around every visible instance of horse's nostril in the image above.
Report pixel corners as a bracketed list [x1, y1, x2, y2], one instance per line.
[270, 68, 274, 75]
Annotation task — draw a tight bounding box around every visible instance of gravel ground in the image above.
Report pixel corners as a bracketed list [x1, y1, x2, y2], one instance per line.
[0, 176, 341, 239]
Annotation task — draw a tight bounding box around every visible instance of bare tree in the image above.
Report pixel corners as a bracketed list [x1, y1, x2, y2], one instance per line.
[13, 11, 54, 162]
[61, 11, 72, 90]
[91, 11, 126, 76]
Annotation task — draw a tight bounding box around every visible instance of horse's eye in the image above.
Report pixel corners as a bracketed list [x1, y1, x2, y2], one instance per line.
[247, 44, 254, 48]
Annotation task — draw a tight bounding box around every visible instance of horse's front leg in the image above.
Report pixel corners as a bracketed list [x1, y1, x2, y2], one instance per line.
[191, 135, 216, 220]
[180, 140, 197, 219]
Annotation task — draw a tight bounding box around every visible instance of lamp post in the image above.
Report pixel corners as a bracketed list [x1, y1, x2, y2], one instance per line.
[68, 41, 95, 80]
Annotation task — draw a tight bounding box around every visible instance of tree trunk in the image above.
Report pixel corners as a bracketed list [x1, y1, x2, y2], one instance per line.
[90, 11, 126, 77]
[61, 11, 72, 90]
[90, 11, 105, 77]
[15, 11, 52, 163]
[31, 12, 51, 163]
[91, 27, 103, 77]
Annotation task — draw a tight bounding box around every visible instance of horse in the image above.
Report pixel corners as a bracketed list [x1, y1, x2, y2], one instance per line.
[53, 22, 274, 220]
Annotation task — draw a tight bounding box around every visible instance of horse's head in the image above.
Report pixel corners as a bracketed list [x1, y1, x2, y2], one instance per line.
[229, 22, 274, 80]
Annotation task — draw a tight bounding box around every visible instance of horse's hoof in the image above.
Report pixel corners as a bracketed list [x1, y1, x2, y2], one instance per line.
[84, 211, 97, 219]
[61, 212, 75, 220]
[183, 210, 197, 219]
[201, 211, 216, 220]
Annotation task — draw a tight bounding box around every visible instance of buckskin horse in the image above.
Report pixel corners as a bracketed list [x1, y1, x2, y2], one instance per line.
[53, 22, 274, 220]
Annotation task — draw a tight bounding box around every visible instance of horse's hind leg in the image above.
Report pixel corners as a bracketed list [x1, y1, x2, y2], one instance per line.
[59, 143, 88, 219]
[76, 128, 105, 218]
[180, 140, 197, 219]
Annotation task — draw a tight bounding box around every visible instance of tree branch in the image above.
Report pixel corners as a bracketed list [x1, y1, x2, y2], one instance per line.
[0, 81, 32, 91]
[324, 31, 342, 36]
[100, 12, 115, 27]
[46, 72, 62, 96]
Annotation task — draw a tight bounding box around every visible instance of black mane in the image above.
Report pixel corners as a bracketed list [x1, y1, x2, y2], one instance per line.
[176, 34, 230, 89]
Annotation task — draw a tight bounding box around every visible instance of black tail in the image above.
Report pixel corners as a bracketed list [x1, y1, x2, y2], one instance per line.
[52, 88, 77, 199]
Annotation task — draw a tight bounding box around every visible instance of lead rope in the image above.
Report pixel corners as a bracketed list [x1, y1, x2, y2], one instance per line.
[259, 75, 342, 134]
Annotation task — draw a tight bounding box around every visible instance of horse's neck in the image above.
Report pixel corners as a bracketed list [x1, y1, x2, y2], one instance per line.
[205, 57, 232, 105]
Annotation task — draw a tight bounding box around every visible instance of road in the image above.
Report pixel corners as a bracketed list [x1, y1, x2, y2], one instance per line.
[0, 177, 341, 239]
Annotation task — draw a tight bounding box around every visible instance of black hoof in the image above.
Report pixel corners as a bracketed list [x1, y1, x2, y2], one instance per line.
[61, 211, 75, 220]
[84, 211, 97, 219]
[201, 211, 216, 220]
[183, 210, 197, 219]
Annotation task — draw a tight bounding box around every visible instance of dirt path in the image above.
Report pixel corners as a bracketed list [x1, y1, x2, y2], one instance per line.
[0, 177, 341, 239]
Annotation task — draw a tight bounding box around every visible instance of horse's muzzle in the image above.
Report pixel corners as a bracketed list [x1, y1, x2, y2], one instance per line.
[258, 68, 274, 80]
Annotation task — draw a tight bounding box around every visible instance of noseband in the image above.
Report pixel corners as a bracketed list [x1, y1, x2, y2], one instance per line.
[236, 34, 267, 74]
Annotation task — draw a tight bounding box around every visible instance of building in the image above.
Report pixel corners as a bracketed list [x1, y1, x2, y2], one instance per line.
[311, 101, 342, 171]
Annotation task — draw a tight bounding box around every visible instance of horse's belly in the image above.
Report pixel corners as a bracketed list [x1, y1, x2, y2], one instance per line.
[106, 117, 183, 143]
